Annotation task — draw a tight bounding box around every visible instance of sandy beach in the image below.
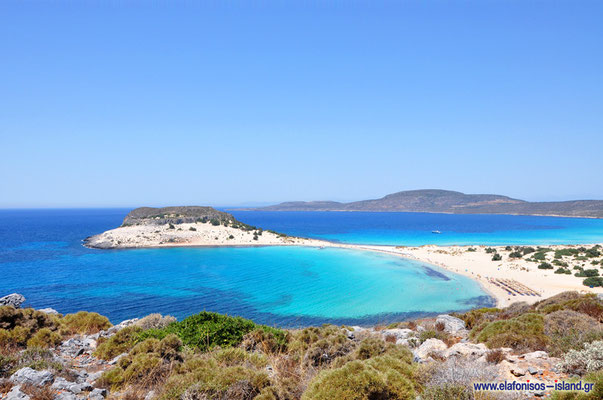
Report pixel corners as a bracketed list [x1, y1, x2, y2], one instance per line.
[342, 244, 603, 307]
[86, 221, 603, 308]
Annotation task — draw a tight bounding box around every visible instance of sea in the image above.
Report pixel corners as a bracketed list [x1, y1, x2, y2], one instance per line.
[1, 209, 602, 326]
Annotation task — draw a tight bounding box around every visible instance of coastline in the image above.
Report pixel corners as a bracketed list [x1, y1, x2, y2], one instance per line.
[83, 225, 603, 308]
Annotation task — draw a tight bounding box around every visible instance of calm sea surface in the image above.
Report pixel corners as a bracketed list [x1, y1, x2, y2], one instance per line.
[2, 209, 602, 325]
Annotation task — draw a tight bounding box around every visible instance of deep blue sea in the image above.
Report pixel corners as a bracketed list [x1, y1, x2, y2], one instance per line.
[1, 209, 602, 326]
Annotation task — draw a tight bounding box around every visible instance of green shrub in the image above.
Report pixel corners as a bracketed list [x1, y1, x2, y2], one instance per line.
[188, 227, 196, 231]
[544, 310, 603, 356]
[458, 308, 500, 330]
[301, 355, 416, 400]
[531, 252, 548, 261]
[575, 269, 600, 277]
[538, 262, 554, 269]
[555, 268, 572, 275]
[159, 350, 270, 400]
[550, 370, 603, 400]
[583, 277, 603, 287]
[471, 313, 548, 352]
[509, 251, 522, 258]
[491, 254, 502, 261]
[485, 248, 496, 254]
[138, 312, 287, 352]
[26, 328, 62, 348]
[62, 311, 111, 334]
[95, 326, 143, 360]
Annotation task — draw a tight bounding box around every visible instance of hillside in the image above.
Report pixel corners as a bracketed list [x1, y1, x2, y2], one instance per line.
[249, 189, 603, 218]
[1, 291, 602, 399]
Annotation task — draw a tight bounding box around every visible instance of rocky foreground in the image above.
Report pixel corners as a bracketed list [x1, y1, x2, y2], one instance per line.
[1, 292, 602, 400]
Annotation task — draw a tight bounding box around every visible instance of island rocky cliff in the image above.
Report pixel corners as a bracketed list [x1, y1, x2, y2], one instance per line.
[83, 206, 312, 249]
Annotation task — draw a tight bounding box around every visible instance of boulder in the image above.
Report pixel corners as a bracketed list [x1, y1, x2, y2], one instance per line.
[522, 351, 548, 361]
[444, 342, 488, 358]
[89, 388, 108, 400]
[511, 367, 526, 377]
[436, 314, 466, 335]
[5, 386, 30, 400]
[10, 367, 54, 386]
[414, 338, 447, 361]
[51, 377, 92, 394]
[0, 293, 26, 308]
[380, 328, 414, 341]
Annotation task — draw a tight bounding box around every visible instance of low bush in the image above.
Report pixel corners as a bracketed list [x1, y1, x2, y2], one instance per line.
[538, 262, 554, 270]
[575, 269, 599, 278]
[471, 313, 548, 352]
[62, 311, 111, 334]
[550, 370, 603, 400]
[95, 326, 143, 360]
[458, 308, 500, 330]
[583, 277, 603, 287]
[491, 254, 502, 261]
[159, 348, 270, 400]
[557, 340, 603, 375]
[555, 268, 572, 275]
[508, 251, 522, 259]
[26, 328, 62, 349]
[301, 355, 416, 400]
[138, 312, 287, 352]
[544, 310, 603, 356]
[135, 314, 177, 331]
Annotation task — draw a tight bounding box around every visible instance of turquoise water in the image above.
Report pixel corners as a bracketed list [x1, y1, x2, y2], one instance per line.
[6, 208, 603, 325]
[0, 209, 492, 325]
[229, 211, 603, 246]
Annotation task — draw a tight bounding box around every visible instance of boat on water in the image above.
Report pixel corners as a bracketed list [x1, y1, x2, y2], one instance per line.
[432, 230, 442, 234]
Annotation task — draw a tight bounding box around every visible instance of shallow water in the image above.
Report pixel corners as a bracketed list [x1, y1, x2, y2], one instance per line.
[0, 209, 493, 325]
[229, 210, 603, 246]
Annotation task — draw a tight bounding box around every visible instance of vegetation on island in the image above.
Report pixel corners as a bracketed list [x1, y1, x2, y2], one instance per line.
[2, 292, 602, 399]
[484, 245, 603, 287]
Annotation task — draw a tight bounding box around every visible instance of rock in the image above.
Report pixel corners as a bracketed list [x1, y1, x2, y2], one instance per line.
[523, 351, 548, 361]
[38, 307, 59, 315]
[99, 318, 140, 338]
[51, 377, 91, 394]
[89, 388, 108, 400]
[5, 385, 30, 400]
[0, 293, 26, 308]
[86, 371, 104, 383]
[436, 314, 466, 335]
[445, 342, 488, 358]
[511, 367, 526, 377]
[380, 328, 414, 341]
[528, 366, 539, 375]
[10, 367, 54, 386]
[54, 392, 78, 400]
[144, 390, 155, 400]
[414, 339, 447, 361]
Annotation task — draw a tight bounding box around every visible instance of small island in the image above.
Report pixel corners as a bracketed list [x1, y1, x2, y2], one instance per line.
[84, 206, 324, 249]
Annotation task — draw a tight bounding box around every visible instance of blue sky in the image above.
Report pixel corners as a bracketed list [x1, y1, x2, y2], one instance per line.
[1, 1, 602, 207]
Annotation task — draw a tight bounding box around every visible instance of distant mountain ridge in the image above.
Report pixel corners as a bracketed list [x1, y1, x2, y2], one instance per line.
[243, 189, 603, 218]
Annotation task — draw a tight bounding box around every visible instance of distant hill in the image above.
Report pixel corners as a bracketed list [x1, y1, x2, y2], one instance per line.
[121, 206, 234, 226]
[244, 190, 603, 218]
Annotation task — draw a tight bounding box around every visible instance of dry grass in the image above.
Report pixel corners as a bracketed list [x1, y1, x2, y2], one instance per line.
[485, 349, 505, 364]
[21, 384, 55, 400]
[0, 379, 14, 394]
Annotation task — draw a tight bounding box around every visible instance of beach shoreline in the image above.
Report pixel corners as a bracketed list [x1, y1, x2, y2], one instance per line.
[84, 222, 603, 308]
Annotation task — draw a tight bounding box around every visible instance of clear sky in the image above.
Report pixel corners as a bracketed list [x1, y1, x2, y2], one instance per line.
[1, 1, 602, 208]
